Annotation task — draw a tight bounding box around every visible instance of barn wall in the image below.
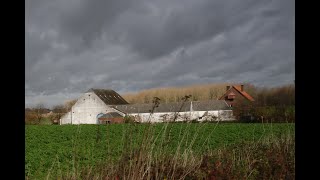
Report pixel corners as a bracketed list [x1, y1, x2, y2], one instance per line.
[218, 110, 235, 121]
[98, 117, 124, 124]
[71, 92, 117, 124]
[60, 112, 71, 124]
[128, 110, 235, 123]
[60, 92, 119, 124]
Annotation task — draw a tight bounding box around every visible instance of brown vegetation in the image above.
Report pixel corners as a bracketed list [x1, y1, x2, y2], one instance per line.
[232, 84, 295, 122]
[254, 84, 295, 106]
[25, 104, 49, 124]
[122, 83, 230, 103]
[25, 111, 38, 125]
[122, 83, 262, 104]
[25, 101, 71, 125]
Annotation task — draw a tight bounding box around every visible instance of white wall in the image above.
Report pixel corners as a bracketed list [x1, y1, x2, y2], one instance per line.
[60, 94, 235, 125]
[60, 112, 71, 124]
[60, 92, 118, 124]
[127, 110, 235, 123]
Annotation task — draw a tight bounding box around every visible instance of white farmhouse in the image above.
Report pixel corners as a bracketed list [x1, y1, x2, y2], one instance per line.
[60, 88, 235, 125]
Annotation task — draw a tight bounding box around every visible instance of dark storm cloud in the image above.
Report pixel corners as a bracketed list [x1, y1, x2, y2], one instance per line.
[58, 0, 138, 50]
[25, 0, 294, 108]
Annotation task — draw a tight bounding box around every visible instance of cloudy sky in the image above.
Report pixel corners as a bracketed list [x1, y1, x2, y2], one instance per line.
[25, 0, 294, 108]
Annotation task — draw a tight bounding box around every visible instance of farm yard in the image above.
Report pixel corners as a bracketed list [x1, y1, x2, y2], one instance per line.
[25, 123, 295, 179]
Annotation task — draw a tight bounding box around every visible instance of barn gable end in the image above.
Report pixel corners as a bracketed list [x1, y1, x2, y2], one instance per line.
[60, 89, 128, 124]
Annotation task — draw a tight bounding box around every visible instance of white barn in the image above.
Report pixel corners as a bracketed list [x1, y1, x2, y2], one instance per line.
[114, 100, 234, 123]
[60, 88, 235, 125]
[60, 89, 128, 124]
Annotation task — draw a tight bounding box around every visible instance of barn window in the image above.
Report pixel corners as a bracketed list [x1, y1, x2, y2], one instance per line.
[227, 93, 235, 100]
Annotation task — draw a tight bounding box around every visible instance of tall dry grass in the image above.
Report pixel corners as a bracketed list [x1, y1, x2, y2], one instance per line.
[54, 124, 294, 180]
[122, 83, 230, 103]
[121, 82, 294, 105]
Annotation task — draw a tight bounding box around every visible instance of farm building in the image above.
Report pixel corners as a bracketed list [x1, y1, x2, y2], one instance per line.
[60, 89, 128, 124]
[113, 100, 233, 123]
[97, 112, 124, 124]
[218, 85, 255, 107]
[60, 85, 254, 124]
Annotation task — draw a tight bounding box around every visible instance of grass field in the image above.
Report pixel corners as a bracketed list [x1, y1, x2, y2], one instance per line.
[25, 123, 295, 179]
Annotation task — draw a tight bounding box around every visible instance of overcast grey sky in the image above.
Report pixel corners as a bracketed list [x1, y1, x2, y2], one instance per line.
[25, 0, 294, 108]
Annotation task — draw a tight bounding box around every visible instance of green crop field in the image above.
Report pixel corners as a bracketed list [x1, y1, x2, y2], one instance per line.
[25, 123, 294, 179]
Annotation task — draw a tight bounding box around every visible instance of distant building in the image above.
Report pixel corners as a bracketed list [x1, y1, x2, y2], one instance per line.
[60, 86, 255, 124]
[218, 85, 255, 107]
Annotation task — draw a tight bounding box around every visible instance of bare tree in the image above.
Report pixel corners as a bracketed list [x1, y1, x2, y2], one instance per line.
[64, 99, 77, 111]
[34, 103, 45, 124]
[208, 88, 217, 100]
[52, 105, 66, 124]
[25, 109, 37, 124]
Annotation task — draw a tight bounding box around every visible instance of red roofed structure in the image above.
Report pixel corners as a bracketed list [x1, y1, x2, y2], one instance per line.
[218, 84, 255, 107]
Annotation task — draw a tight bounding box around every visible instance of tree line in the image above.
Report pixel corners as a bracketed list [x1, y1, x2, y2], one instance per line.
[232, 84, 295, 123]
[122, 83, 231, 103]
[122, 83, 294, 106]
[25, 99, 77, 125]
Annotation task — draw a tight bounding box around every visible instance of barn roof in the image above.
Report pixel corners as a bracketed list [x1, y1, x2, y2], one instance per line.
[219, 85, 255, 101]
[233, 85, 255, 101]
[98, 112, 123, 119]
[114, 100, 230, 114]
[87, 88, 129, 105]
[191, 100, 231, 111]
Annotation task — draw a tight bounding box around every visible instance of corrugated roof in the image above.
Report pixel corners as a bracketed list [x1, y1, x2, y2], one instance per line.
[191, 100, 231, 111]
[114, 100, 230, 113]
[87, 88, 129, 105]
[99, 112, 123, 119]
